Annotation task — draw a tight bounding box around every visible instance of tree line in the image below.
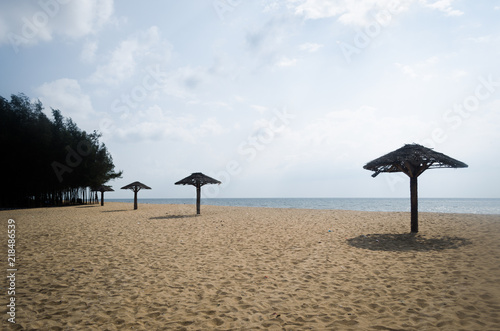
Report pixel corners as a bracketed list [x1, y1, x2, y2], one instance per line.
[0, 93, 122, 208]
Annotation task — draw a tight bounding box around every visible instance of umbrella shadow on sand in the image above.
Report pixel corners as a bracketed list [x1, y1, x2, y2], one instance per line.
[347, 233, 471, 252]
[101, 209, 128, 213]
[149, 214, 198, 220]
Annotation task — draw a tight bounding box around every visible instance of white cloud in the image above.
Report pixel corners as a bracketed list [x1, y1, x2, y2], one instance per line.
[80, 40, 98, 63]
[227, 106, 435, 193]
[395, 56, 440, 81]
[395, 63, 419, 79]
[286, 106, 432, 167]
[58, 0, 115, 38]
[288, 0, 462, 26]
[420, 0, 463, 16]
[262, 0, 285, 12]
[276, 57, 298, 67]
[451, 69, 467, 79]
[251, 105, 269, 114]
[299, 42, 323, 52]
[112, 105, 224, 143]
[36, 78, 96, 125]
[441, 99, 500, 164]
[0, 0, 115, 51]
[235, 106, 433, 183]
[292, 0, 345, 20]
[466, 35, 493, 43]
[198, 118, 224, 136]
[88, 26, 172, 86]
[289, 0, 412, 26]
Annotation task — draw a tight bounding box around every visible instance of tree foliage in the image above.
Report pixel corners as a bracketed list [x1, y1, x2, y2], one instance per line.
[0, 93, 122, 208]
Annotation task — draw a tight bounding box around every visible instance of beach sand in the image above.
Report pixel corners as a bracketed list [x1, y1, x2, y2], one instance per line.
[2, 202, 500, 330]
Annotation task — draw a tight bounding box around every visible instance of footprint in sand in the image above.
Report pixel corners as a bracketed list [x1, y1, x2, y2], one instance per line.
[416, 298, 429, 309]
[211, 317, 224, 326]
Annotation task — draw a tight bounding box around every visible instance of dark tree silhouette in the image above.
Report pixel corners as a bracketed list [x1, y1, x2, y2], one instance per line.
[0, 93, 122, 208]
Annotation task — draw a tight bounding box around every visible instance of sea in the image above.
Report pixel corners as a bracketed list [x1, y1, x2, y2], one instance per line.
[106, 198, 500, 215]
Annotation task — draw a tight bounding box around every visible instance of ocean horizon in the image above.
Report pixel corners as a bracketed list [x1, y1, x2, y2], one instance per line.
[106, 198, 500, 215]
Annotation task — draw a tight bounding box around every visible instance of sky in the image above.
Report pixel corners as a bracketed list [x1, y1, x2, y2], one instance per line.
[1, 0, 499, 199]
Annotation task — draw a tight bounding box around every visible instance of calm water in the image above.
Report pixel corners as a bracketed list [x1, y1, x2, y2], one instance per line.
[107, 198, 500, 215]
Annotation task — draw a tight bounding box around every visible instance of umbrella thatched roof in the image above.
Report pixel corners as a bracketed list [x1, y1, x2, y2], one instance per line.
[94, 185, 114, 192]
[121, 181, 151, 190]
[363, 144, 468, 178]
[175, 172, 221, 187]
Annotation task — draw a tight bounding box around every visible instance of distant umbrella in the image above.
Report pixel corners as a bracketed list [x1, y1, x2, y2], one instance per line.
[121, 181, 151, 210]
[175, 172, 221, 214]
[94, 185, 114, 206]
[363, 144, 467, 233]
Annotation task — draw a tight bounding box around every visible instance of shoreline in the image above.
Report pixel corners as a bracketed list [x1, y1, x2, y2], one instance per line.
[109, 198, 500, 215]
[2, 203, 500, 330]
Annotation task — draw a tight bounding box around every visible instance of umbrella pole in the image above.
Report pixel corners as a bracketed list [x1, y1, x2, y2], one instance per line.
[101, 191, 104, 206]
[410, 176, 418, 233]
[134, 189, 138, 210]
[196, 185, 201, 215]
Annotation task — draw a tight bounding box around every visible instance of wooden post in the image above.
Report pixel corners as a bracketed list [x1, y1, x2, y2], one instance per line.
[133, 189, 138, 210]
[410, 176, 418, 233]
[101, 191, 104, 206]
[196, 184, 201, 215]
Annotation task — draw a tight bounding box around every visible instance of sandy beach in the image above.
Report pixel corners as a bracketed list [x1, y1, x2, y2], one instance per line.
[2, 202, 500, 330]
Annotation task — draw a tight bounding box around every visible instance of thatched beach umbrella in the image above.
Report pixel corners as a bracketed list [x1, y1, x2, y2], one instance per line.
[175, 172, 221, 214]
[121, 181, 151, 210]
[95, 185, 114, 206]
[363, 144, 467, 233]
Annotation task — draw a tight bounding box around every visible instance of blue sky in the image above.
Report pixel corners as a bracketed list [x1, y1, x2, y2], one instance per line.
[1, 0, 499, 199]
